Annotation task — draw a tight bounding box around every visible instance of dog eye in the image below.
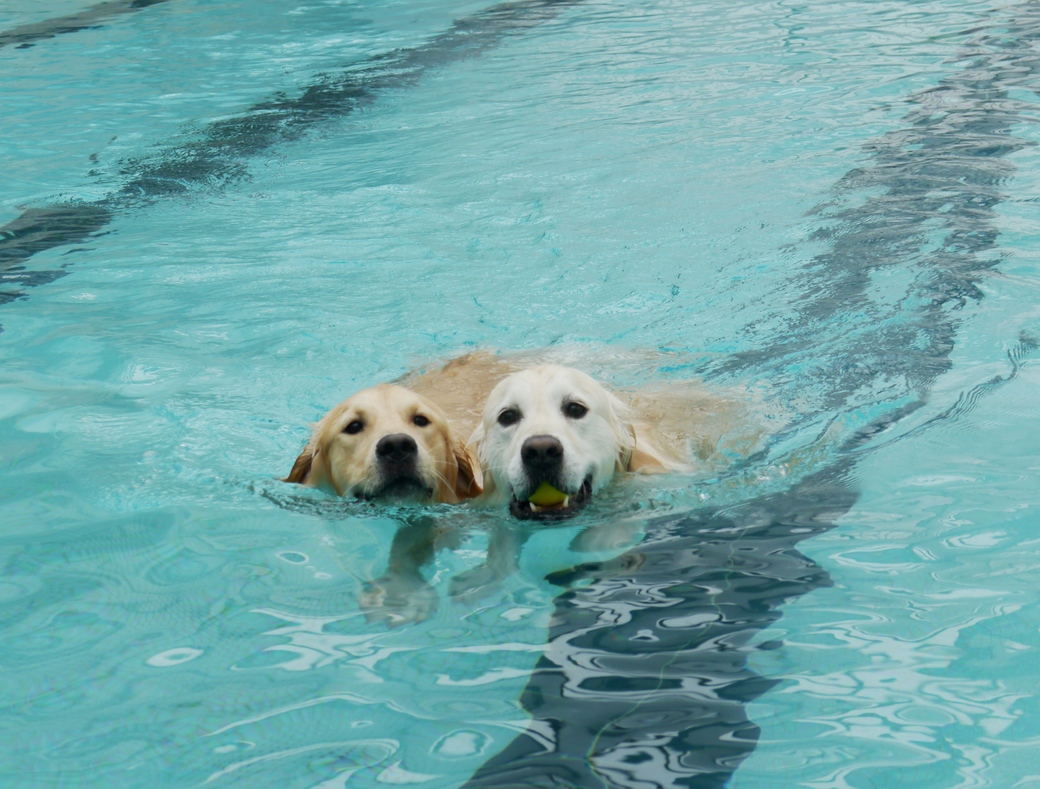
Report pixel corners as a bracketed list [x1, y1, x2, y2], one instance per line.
[563, 402, 588, 419]
[497, 408, 521, 427]
[343, 420, 364, 435]
[413, 414, 430, 427]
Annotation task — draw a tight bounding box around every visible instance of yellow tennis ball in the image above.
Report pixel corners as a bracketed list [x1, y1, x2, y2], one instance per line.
[529, 482, 567, 506]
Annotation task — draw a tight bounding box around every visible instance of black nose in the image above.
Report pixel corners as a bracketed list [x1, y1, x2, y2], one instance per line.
[376, 433, 418, 463]
[521, 435, 564, 473]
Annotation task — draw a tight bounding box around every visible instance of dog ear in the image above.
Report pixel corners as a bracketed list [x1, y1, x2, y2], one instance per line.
[450, 439, 484, 501]
[284, 442, 316, 484]
[286, 409, 338, 487]
[626, 444, 670, 473]
[466, 418, 500, 500]
[600, 389, 640, 473]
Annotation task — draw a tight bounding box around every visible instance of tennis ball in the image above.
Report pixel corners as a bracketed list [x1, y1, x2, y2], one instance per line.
[529, 482, 567, 506]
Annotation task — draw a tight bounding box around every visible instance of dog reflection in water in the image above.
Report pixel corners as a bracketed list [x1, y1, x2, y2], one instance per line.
[354, 512, 647, 627]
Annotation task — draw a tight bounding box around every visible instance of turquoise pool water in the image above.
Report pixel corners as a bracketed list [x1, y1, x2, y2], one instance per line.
[3, 0, 1040, 786]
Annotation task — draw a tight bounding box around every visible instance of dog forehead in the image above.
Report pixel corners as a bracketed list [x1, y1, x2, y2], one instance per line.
[542, 365, 602, 399]
[489, 365, 601, 413]
[338, 385, 429, 423]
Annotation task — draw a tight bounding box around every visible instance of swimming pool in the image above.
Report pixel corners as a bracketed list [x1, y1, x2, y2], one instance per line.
[2, 0, 1040, 786]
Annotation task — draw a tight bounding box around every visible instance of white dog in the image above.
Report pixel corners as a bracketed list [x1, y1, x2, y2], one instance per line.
[470, 364, 685, 519]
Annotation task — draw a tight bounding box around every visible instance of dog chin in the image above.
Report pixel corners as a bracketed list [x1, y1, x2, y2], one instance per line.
[355, 475, 433, 502]
[508, 476, 593, 521]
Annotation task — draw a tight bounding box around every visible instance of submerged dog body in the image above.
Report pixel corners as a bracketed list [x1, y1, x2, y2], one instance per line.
[286, 384, 482, 504]
[471, 364, 685, 518]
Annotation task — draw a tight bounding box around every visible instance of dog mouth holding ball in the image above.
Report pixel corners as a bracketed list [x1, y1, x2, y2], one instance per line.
[506, 433, 594, 520]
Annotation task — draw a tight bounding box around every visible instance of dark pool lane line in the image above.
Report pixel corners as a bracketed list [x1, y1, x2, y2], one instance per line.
[0, 0, 172, 50]
[715, 3, 1040, 416]
[463, 460, 854, 789]
[0, 206, 114, 309]
[461, 403, 929, 787]
[0, 0, 583, 321]
[463, 6, 1040, 787]
[461, 399, 923, 789]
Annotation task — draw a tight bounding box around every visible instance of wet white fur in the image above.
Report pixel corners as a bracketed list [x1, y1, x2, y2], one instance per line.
[471, 365, 635, 503]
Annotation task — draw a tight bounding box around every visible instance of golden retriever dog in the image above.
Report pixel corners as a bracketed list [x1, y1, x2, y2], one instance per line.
[403, 351, 765, 520]
[285, 384, 482, 504]
[471, 364, 685, 519]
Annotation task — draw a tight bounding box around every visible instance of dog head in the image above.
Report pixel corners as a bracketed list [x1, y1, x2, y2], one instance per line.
[471, 365, 635, 519]
[286, 384, 482, 504]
